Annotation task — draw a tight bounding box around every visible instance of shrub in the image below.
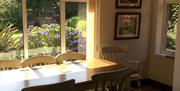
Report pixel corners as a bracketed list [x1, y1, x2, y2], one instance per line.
[27, 23, 61, 48]
[25, 23, 85, 52]
[0, 0, 22, 30]
[0, 23, 19, 52]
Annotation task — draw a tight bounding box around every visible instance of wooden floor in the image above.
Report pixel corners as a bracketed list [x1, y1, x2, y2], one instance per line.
[142, 85, 162, 91]
[140, 79, 172, 91]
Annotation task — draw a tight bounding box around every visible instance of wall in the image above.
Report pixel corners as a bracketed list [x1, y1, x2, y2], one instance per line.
[148, 0, 174, 86]
[173, 4, 180, 90]
[99, 0, 151, 76]
[99, 0, 174, 86]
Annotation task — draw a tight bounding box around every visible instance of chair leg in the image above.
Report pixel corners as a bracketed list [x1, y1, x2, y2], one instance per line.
[122, 79, 132, 91]
[123, 79, 142, 91]
[137, 80, 141, 91]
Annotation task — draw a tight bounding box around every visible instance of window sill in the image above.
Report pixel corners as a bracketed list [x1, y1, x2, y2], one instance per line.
[157, 50, 175, 58]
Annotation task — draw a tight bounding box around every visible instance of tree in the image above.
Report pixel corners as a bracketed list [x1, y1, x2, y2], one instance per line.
[166, 4, 179, 50]
[0, 0, 22, 30]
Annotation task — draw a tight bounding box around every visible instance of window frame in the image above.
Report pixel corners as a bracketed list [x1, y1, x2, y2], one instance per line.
[21, 0, 89, 59]
[64, 0, 88, 54]
[155, 0, 178, 58]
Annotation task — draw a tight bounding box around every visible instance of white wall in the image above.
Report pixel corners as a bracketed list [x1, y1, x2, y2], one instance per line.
[148, 0, 174, 86]
[173, 2, 180, 90]
[99, 0, 151, 76]
[99, 0, 176, 86]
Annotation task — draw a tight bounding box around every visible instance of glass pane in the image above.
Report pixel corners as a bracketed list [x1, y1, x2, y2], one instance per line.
[26, 0, 61, 57]
[65, 2, 87, 54]
[0, 0, 23, 60]
[166, 4, 179, 50]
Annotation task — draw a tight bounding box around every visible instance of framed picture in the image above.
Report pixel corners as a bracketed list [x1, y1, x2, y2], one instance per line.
[116, 0, 142, 8]
[114, 12, 141, 40]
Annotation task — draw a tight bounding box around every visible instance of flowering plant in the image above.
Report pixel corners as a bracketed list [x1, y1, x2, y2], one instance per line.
[27, 23, 61, 48]
[24, 23, 85, 52]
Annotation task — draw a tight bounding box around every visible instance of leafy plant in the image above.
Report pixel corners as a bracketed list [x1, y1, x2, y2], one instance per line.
[0, 23, 18, 52]
[65, 17, 86, 51]
[25, 23, 85, 52]
[166, 4, 179, 50]
[25, 23, 60, 48]
[0, 0, 22, 30]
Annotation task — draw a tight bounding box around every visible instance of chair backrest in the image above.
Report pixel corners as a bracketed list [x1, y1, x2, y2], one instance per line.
[102, 46, 128, 65]
[92, 68, 132, 91]
[127, 60, 142, 73]
[0, 60, 21, 70]
[21, 55, 56, 67]
[22, 79, 75, 91]
[55, 52, 86, 63]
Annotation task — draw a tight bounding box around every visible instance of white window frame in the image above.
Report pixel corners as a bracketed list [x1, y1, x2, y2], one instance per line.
[155, 0, 178, 57]
[63, 0, 88, 54]
[21, 0, 91, 59]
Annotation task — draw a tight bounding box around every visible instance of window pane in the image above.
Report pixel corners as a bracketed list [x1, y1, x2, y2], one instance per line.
[65, 2, 87, 54]
[166, 4, 179, 50]
[0, 0, 23, 60]
[26, 0, 61, 57]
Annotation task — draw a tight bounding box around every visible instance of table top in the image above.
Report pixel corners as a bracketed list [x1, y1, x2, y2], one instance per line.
[0, 59, 133, 91]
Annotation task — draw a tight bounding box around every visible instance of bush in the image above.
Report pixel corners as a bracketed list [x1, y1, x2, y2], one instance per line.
[27, 23, 60, 48]
[0, 0, 22, 30]
[24, 23, 85, 52]
[0, 23, 19, 52]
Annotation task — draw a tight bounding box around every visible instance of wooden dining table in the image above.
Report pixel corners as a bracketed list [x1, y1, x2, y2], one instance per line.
[0, 59, 134, 91]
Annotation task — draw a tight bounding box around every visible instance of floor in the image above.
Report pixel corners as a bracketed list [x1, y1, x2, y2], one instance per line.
[141, 80, 172, 91]
[142, 85, 162, 91]
[131, 80, 172, 91]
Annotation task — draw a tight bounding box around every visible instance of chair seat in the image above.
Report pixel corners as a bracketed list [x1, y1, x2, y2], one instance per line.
[129, 73, 141, 78]
[129, 73, 142, 80]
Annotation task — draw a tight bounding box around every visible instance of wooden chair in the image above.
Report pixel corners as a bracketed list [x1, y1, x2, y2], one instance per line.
[102, 46, 143, 91]
[0, 60, 21, 70]
[91, 69, 132, 91]
[102, 46, 128, 66]
[55, 52, 86, 64]
[22, 79, 75, 91]
[21, 55, 56, 67]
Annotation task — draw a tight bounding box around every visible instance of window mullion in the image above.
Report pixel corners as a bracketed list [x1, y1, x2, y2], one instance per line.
[60, 0, 66, 53]
[22, 0, 28, 59]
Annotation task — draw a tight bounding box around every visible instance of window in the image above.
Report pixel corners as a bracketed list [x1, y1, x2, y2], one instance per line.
[65, 2, 87, 54]
[164, 3, 179, 52]
[0, 0, 89, 60]
[0, 0, 23, 60]
[156, 0, 179, 57]
[26, 0, 61, 57]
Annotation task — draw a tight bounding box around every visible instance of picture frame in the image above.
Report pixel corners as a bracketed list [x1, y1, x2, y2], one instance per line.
[114, 12, 141, 40]
[116, 0, 142, 8]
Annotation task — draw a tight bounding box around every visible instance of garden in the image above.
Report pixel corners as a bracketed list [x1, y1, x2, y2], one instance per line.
[0, 0, 86, 60]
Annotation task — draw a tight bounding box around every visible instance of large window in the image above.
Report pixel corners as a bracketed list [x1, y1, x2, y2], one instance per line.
[163, 2, 179, 57]
[156, 0, 179, 57]
[0, 0, 88, 60]
[164, 3, 179, 51]
[26, 0, 61, 57]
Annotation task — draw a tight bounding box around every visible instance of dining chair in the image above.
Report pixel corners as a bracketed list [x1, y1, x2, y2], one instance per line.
[55, 52, 86, 64]
[91, 68, 132, 91]
[0, 60, 21, 70]
[102, 46, 143, 91]
[102, 46, 128, 65]
[21, 55, 56, 67]
[21, 79, 75, 91]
